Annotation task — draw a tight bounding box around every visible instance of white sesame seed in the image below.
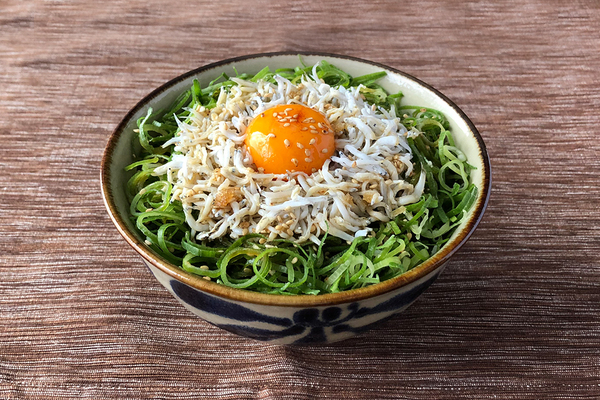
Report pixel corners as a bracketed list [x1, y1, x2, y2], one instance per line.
[273, 112, 278, 117]
[305, 149, 311, 156]
[305, 158, 312, 163]
[283, 123, 291, 127]
[301, 127, 308, 131]
[296, 142, 304, 149]
[200, 265, 209, 270]
[285, 107, 293, 112]
[322, 148, 328, 153]
[291, 158, 298, 166]
[310, 130, 318, 134]
[309, 138, 316, 145]
[309, 125, 316, 129]
[292, 257, 298, 264]
[203, 276, 211, 281]
[284, 139, 291, 147]
[293, 114, 299, 118]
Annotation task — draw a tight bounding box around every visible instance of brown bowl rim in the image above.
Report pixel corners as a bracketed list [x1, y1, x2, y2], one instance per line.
[101, 51, 491, 307]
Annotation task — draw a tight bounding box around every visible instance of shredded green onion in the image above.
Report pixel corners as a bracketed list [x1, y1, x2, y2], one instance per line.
[125, 59, 477, 295]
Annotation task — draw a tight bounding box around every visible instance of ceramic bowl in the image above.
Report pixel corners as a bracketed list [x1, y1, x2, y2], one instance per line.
[101, 52, 491, 345]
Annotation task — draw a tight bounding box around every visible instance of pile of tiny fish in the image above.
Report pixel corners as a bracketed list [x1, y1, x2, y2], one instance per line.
[155, 68, 424, 245]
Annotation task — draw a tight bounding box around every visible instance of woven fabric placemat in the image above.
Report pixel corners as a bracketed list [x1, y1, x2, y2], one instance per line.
[1, 1, 599, 398]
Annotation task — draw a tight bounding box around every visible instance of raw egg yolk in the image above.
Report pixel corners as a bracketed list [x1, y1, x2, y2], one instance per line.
[244, 104, 335, 174]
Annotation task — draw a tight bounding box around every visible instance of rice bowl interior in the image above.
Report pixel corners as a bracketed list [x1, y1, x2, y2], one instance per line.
[102, 53, 490, 305]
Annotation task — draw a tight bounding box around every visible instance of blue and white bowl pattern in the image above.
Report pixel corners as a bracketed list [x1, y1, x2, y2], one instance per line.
[145, 260, 445, 344]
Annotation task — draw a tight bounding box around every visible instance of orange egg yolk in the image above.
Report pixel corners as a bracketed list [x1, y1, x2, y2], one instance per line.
[244, 104, 335, 174]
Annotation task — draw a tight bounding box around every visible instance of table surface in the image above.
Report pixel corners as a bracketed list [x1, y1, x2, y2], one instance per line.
[2, 1, 599, 398]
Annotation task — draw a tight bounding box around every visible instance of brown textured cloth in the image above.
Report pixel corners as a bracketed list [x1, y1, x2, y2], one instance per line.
[1, 1, 599, 398]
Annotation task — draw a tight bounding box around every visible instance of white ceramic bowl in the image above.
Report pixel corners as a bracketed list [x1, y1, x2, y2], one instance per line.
[101, 52, 491, 344]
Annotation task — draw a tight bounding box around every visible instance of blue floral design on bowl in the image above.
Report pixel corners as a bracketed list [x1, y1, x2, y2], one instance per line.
[161, 265, 441, 344]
